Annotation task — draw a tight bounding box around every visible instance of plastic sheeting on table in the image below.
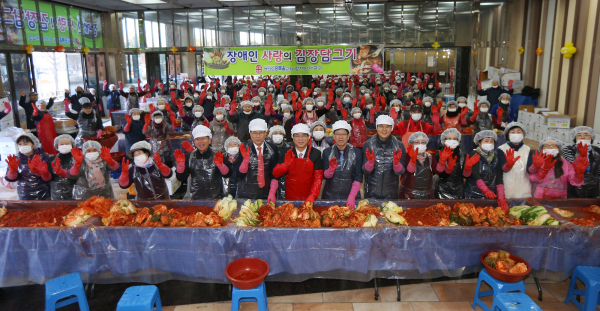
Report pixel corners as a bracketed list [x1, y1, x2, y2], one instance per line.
[0, 198, 596, 287]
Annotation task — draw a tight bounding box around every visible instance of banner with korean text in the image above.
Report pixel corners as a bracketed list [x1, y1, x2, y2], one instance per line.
[203, 46, 357, 75]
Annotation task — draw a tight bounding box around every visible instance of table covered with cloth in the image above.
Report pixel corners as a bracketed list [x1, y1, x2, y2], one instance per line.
[1, 198, 597, 287]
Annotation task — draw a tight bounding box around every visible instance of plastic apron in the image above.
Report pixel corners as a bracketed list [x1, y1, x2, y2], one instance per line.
[322, 146, 360, 200]
[436, 152, 465, 199]
[148, 123, 172, 164]
[285, 146, 315, 200]
[499, 103, 510, 122]
[498, 144, 532, 198]
[301, 111, 318, 128]
[567, 145, 600, 198]
[364, 137, 403, 199]
[36, 112, 58, 155]
[127, 93, 140, 111]
[15, 153, 51, 200]
[275, 142, 292, 199]
[75, 112, 99, 148]
[350, 119, 368, 148]
[72, 161, 114, 200]
[422, 111, 434, 127]
[191, 117, 207, 130]
[210, 121, 230, 153]
[180, 107, 193, 132]
[50, 154, 76, 200]
[312, 139, 330, 153]
[237, 144, 275, 199]
[401, 121, 425, 147]
[443, 114, 461, 131]
[132, 164, 170, 200]
[399, 153, 435, 199]
[184, 150, 224, 200]
[464, 152, 498, 199]
[158, 109, 173, 128]
[473, 114, 493, 140]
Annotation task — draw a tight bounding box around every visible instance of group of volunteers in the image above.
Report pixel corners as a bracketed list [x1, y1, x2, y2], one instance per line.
[6, 72, 599, 208]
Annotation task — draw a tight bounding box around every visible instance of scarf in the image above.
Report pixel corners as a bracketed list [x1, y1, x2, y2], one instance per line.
[475, 147, 495, 164]
[85, 157, 105, 189]
[446, 110, 460, 118]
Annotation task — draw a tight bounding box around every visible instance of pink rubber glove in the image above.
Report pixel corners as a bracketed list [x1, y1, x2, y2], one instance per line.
[3, 102, 11, 114]
[103, 80, 108, 90]
[345, 181, 361, 210]
[406, 160, 416, 174]
[174, 149, 186, 174]
[268, 179, 278, 205]
[497, 184, 509, 211]
[324, 157, 337, 179]
[364, 148, 375, 171]
[238, 144, 250, 173]
[97, 129, 103, 138]
[476, 179, 497, 199]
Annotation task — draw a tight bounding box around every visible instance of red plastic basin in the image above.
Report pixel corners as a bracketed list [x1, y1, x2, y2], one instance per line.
[82, 135, 119, 149]
[480, 251, 531, 283]
[225, 258, 270, 289]
[111, 152, 126, 163]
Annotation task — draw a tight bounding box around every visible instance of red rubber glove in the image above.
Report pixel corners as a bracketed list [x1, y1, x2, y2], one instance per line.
[174, 149, 186, 173]
[446, 155, 457, 174]
[223, 121, 233, 135]
[406, 144, 418, 165]
[100, 146, 117, 167]
[118, 81, 124, 90]
[477, 81, 482, 90]
[360, 97, 366, 109]
[464, 153, 481, 176]
[365, 148, 375, 164]
[497, 107, 504, 120]
[573, 156, 590, 175]
[51, 157, 67, 178]
[477, 179, 497, 199]
[72, 147, 83, 167]
[460, 106, 468, 119]
[240, 143, 251, 160]
[291, 91, 297, 103]
[369, 105, 376, 123]
[341, 108, 348, 120]
[31, 103, 39, 116]
[328, 157, 337, 170]
[498, 198, 509, 211]
[119, 158, 130, 187]
[537, 155, 557, 179]
[264, 100, 273, 116]
[229, 101, 238, 115]
[503, 148, 521, 171]
[439, 146, 453, 166]
[27, 156, 41, 176]
[508, 80, 514, 90]
[306, 169, 323, 203]
[32, 155, 51, 181]
[352, 98, 358, 108]
[6, 154, 19, 173]
[152, 152, 171, 176]
[470, 104, 480, 123]
[125, 114, 132, 126]
[435, 81, 440, 90]
[182, 141, 195, 153]
[103, 80, 108, 90]
[530, 150, 546, 173]
[295, 110, 303, 123]
[577, 141, 589, 159]
[97, 129, 103, 139]
[393, 149, 402, 165]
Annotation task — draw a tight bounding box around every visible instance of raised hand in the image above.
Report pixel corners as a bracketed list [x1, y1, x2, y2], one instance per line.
[341, 108, 348, 120]
[27, 156, 40, 176]
[577, 141, 589, 158]
[153, 151, 164, 166]
[573, 156, 589, 175]
[447, 155, 458, 172]
[390, 106, 399, 121]
[295, 110, 303, 122]
[33, 155, 49, 176]
[477, 81, 482, 90]
[284, 149, 295, 167]
[121, 158, 129, 175]
[174, 149, 186, 164]
[118, 81, 124, 90]
[365, 148, 375, 163]
[31, 103, 39, 116]
[72, 147, 83, 165]
[100, 146, 113, 162]
[182, 141, 195, 153]
[465, 153, 481, 171]
[393, 149, 403, 165]
[542, 153, 557, 169]
[439, 146, 453, 166]
[240, 143, 251, 159]
[406, 145, 418, 164]
[124, 114, 132, 125]
[6, 154, 19, 172]
[460, 106, 468, 118]
[329, 157, 338, 169]
[435, 80, 440, 89]
[504, 148, 521, 169]
[144, 114, 151, 125]
[508, 80, 514, 90]
[532, 150, 547, 170]
[149, 103, 155, 113]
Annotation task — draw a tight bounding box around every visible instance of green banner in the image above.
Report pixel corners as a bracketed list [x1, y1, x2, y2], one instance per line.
[69, 8, 81, 48]
[55, 6, 71, 46]
[20, 0, 40, 45]
[203, 46, 356, 75]
[38, 2, 56, 46]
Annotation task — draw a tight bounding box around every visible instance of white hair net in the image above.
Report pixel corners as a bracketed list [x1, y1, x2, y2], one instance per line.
[128, 141, 152, 159]
[224, 136, 241, 150]
[538, 136, 563, 151]
[504, 122, 526, 138]
[457, 96, 468, 103]
[151, 110, 164, 119]
[570, 126, 596, 142]
[474, 130, 497, 144]
[477, 99, 490, 108]
[351, 107, 362, 116]
[54, 134, 75, 149]
[82, 140, 102, 154]
[310, 121, 327, 132]
[192, 105, 204, 113]
[498, 93, 512, 101]
[16, 132, 41, 149]
[269, 125, 286, 137]
[408, 131, 429, 145]
[128, 108, 141, 116]
[441, 128, 462, 142]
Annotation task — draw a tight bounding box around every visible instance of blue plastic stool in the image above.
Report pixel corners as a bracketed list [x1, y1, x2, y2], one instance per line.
[45, 272, 90, 311]
[491, 293, 542, 310]
[472, 269, 527, 311]
[565, 266, 600, 311]
[117, 285, 162, 311]
[231, 282, 268, 311]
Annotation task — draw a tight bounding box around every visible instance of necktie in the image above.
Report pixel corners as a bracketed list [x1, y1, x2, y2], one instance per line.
[299, 152, 303, 159]
[257, 146, 265, 188]
[339, 150, 344, 167]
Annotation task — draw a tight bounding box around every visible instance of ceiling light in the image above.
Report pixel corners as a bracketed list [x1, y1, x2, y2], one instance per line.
[121, 0, 166, 4]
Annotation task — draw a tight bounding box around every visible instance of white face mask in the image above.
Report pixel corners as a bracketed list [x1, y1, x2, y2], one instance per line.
[384, 88, 389, 92]
[428, 85, 434, 89]
[353, 113, 362, 119]
[19, 145, 32, 154]
[132, 115, 140, 121]
[509, 133, 523, 144]
[366, 104, 373, 109]
[577, 139, 592, 147]
[195, 112, 203, 118]
[58, 145, 73, 154]
[501, 100, 510, 104]
[85, 152, 99, 161]
[134, 154, 148, 166]
[392, 90, 397, 94]
[411, 113, 422, 121]
[480, 108, 489, 113]
[317, 101, 324, 107]
[394, 107, 400, 112]
[305, 104, 314, 111]
[492, 85, 498, 88]
[186, 102, 193, 107]
[283, 112, 291, 118]
[414, 144, 427, 154]
[154, 118, 163, 124]
[343, 97, 351, 103]
[445, 140, 460, 149]
[424, 101, 432, 107]
[243, 110, 252, 115]
[481, 143, 495, 151]
[543, 149, 559, 157]
[458, 103, 467, 108]
[259, 92, 265, 96]
[215, 114, 223, 121]
[272, 134, 284, 144]
[221, 90, 226, 94]
[313, 92, 318, 96]
[207, 95, 212, 100]
[448, 108, 457, 112]
[158, 105, 166, 110]
[313, 131, 325, 140]
[365, 94, 370, 98]
[269, 88, 274, 92]
[227, 147, 239, 156]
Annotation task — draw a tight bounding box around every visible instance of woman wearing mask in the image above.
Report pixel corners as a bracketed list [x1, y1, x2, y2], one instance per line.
[439, 100, 468, 132]
[155, 98, 177, 128]
[224, 136, 242, 197]
[393, 104, 438, 146]
[227, 100, 270, 143]
[143, 110, 173, 168]
[562, 126, 600, 198]
[435, 129, 465, 199]
[497, 122, 534, 199]
[251, 96, 265, 114]
[295, 97, 329, 128]
[315, 95, 334, 123]
[399, 132, 438, 199]
[456, 96, 472, 121]
[349, 107, 368, 149]
[209, 107, 234, 152]
[463, 130, 508, 210]
[468, 100, 500, 140]
[119, 141, 172, 200]
[68, 141, 119, 199]
[268, 125, 291, 200]
[490, 93, 514, 127]
[31, 98, 58, 155]
[48, 135, 77, 200]
[200, 88, 217, 117]
[272, 103, 296, 142]
[189, 105, 210, 130]
[388, 99, 403, 124]
[420, 96, 441, 127]
[177, 95, 196, 131]
[4, 133, 52, 200]
[477, 79, 514, 112]
[66, 97, 104, 148]
[310, 121, 330, 152]
[257, 87, 267, 104]
[123, 108, 147, 158]
[529, 137, 587, 199]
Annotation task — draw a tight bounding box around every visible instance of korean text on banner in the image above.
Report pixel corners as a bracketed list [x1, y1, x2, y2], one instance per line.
[203, 46, 356, 75]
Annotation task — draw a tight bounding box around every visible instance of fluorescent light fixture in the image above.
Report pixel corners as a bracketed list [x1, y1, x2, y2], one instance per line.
[121, 0, 166, 4]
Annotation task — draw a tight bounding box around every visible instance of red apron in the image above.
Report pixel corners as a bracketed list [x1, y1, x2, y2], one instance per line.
[37, 112, 58, 155]
[401, 121, 424, 147]
[302, 111, 319, 128]
[350, 119, 367, 148]
[443, 115, 461, 131]
[285, 146, 315, 200]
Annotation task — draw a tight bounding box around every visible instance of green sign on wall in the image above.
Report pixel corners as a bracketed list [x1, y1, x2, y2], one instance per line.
[203, 46, 357, 75]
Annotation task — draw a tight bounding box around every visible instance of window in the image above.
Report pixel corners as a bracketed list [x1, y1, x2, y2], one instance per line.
[238, 32, 264, 46]
[159, 11, 173, 48]
[145, 12, 160, 48]
[0, 54, 12, 99]
[189, 12, 202, 46]
[32, 52, 69, 100]
[121, 13, 140, 48]
[203, 9, 218, 47]
[124, 54, 147, 85]
[66, 53, 84, 94]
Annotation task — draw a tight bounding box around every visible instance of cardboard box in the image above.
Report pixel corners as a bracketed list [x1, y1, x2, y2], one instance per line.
[547, 115, 575, 129]
[480, 79, 493, 90]
[501, 72, 521, 87]
[536, 123, 549, 135]
[54, 118, 77, 130]
[534, 132, 544, 142]
[167, 167, 182, 195]
[512, 81, 525, 94]
[519, 105, 536, 113]
[534, 107, 550, 114]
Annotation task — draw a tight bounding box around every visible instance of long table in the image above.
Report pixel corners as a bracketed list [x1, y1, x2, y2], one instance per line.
[0, 198, 597, 287]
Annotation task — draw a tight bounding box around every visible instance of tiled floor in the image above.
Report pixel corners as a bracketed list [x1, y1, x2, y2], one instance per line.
[166, 276, 595, 311]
